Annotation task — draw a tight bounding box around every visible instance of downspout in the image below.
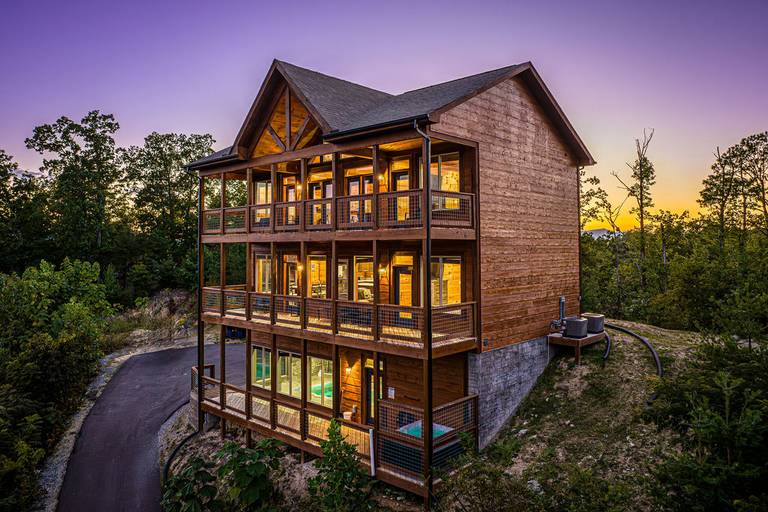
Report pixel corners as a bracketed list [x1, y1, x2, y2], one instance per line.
[196, 175, 205, 432]
[414, 120, 434, 508]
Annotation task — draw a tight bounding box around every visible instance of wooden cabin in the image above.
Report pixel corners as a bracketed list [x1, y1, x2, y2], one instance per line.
[189, 59, 594, 501]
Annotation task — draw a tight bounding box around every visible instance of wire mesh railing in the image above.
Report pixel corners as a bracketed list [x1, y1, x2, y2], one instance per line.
[202, 210, 222, 233]
[377, 190, 422, 229]
[305, 298, 333, 333]
[274, 295, 302, 328]
[336, 195, 374, 230]
[431, 191, 473, 228]
[305, 199, 333, 230]
[274, 401, 302, 438]
[223, 289, 247, 317]
[249, 205, 272, 231]
[223, 207, 247, 232]
[274, 202, 301, 231]
[378, 305, 424, 347]
[336, 300, 374, 339]
[378, 400, 425, 479]
[432, 302, 475, 345]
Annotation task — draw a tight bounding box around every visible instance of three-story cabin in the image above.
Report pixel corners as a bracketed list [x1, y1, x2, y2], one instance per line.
[189, 59, 594, 500]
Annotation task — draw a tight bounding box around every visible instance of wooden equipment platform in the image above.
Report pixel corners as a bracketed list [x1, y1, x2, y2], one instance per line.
[547, 331, 606, 364]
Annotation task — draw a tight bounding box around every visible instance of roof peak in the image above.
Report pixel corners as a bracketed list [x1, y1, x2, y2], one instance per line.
[275, 60, 393, 98]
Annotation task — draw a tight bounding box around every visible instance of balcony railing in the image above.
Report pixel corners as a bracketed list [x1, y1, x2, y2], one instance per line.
[202, 292, 476, 349]
[250, 205, 272, 231]
[337, 195, 374, 230]
[274, 201, 301, 231]
[305, 199, 333, 230]
[204, 191, 474, 235]
[378, 190, 422, 229]
[431, 191, 473, 228]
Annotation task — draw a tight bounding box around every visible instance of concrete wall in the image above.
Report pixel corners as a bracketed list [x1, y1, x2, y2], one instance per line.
[469, 336, 553, 447]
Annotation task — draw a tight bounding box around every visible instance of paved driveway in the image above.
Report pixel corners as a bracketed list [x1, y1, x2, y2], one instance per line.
[57, 343, 246, 512]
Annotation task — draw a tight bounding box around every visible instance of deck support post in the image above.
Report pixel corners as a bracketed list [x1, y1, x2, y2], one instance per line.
[197, 176, 205, 432]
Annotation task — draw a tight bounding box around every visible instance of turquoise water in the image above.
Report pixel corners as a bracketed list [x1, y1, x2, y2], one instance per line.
[398, 421, 453, 439]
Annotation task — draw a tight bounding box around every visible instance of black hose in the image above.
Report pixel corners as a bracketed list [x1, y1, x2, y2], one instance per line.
[601, 333, 612, 365]
[161, 399, 199, 483]
[604, 323, 664, 378]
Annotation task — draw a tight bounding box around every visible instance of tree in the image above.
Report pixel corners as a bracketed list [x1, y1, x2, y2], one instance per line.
[120, 132, 214, 266]
[613, 130, 656, 289]
[0, 151, 52, 274]
[309, 419, 374, 511]
[25, 111, 121, 264]
[579, 167, 608, 230]
[699, 147, 739, 254]
[740, 132, 768, 237]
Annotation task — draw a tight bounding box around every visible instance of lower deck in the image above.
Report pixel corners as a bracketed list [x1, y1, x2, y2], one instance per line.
[193, 326, 478, 497]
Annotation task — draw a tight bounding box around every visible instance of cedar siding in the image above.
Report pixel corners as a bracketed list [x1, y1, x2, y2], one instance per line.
[434, 76, 580, 350]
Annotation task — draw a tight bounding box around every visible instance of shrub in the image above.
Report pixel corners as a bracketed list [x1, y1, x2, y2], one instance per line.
[161, 456, 223, 512]
[0, 259, 112, 510]
[215, 439, 282, 511]
[309, 419, 374, 512]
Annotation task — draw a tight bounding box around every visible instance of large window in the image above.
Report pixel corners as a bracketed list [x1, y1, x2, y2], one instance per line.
[308, 255, 327, 298]
[431, 256, 462, 306]
[354, 256, 374, 302]
[419, 152, 460, 191]
[282, 254, 299, 296]
[307, 356, 333, 408]
[278, 351, 302, 399]
[251, 347, 271, 389]
[254, 180, 272, 205]
[253, 255, 271, 293]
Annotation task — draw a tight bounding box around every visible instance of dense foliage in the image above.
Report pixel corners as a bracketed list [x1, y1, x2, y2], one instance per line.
[647, 338, 768, 511]
[308, 419, 375, 512]
[1, 112, 214, 305]
[581, 131, 768, 340]
[0, 260, 112, 511]
[161, 440, 283, 512]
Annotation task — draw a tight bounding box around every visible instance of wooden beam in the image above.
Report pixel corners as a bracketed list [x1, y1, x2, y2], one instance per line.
[290, 116, 311, 151]
[267, 125, 286, 152]
[285, 89, 291, 153]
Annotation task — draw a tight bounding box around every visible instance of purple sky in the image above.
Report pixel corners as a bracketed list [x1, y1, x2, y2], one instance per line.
[2, 0, 766, 228]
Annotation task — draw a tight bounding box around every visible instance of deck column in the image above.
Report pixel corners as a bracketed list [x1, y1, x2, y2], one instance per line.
[197, 176, 205, 432]
[245, 329, 253, 447]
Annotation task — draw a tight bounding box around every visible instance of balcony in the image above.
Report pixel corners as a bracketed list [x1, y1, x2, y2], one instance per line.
[201, 190, 474, 236]
[193, 365, 477, 487]
[201, 287, 476, 354]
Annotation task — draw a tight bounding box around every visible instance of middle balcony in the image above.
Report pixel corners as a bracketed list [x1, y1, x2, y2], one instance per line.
[200, 240, 478, 359]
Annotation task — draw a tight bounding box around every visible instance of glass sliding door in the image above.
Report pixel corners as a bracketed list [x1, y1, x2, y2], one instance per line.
[307, 356, 333, 408]
[277, 351, 302, 399]
[431, 256, 462, 306]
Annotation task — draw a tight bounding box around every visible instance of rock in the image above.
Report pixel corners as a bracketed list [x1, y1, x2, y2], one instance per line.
[527, 479, 543, 494]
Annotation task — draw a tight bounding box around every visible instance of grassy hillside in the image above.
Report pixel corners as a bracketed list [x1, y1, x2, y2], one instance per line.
[439, 320, 700, 511]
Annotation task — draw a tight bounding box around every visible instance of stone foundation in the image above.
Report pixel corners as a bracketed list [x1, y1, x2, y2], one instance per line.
[469, 336, 553, 448]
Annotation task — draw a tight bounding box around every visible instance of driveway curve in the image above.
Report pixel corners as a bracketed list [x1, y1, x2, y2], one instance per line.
[57, 343, 246, 512]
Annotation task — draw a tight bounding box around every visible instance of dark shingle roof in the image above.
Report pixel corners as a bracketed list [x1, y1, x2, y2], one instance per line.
[190, 60, 594, 168]
[186, 146, 233, 168]
[332, 64, 524, 134]
[277, 61, 393, 131]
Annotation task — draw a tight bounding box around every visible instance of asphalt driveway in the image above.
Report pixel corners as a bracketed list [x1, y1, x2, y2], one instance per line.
[57, 343, 247, 512]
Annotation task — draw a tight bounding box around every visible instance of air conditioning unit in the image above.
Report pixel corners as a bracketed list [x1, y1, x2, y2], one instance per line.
[581, 313, 605, 333]
[564, 316, 588, 338]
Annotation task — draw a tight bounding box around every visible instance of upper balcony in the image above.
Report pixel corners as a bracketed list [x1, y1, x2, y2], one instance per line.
[199, 139, 477, 241]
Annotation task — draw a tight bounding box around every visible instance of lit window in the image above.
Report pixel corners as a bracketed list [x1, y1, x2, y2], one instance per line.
[354, 256, 374, 302]
[254, 255, 271, 293]
[251, 347, 271, 389]
[278, 351, 302, 399]
[308, 255, 327, 298]
[307, 356, 333, 407]
[431, 256, 462, 306]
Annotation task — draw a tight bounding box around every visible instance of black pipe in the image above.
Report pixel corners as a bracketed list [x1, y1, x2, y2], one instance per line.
[601, 332, 612, 365]
[161, 398, 197, 483]
[604, 323, 663, 378]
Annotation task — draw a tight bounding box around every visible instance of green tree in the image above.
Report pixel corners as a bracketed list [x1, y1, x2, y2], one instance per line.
[25, 111, 121, 264]
[309, 419, 374, 512]
[613, 129, 656, 290]
[121, 132, 214, 269]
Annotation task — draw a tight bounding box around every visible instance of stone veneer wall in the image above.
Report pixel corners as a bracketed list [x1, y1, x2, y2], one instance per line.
[469, 336, 554, 448]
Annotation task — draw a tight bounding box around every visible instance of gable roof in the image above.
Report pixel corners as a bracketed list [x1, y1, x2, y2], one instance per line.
[189, 60, 595, 168]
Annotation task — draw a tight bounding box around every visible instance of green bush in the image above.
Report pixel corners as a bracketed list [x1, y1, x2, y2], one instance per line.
[161, 456, 223, 512]
[648, 338, 768, 511]
[309, 419, 374, 512]
[215, 439, 282, 511]
[0, 259, 112, 511]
